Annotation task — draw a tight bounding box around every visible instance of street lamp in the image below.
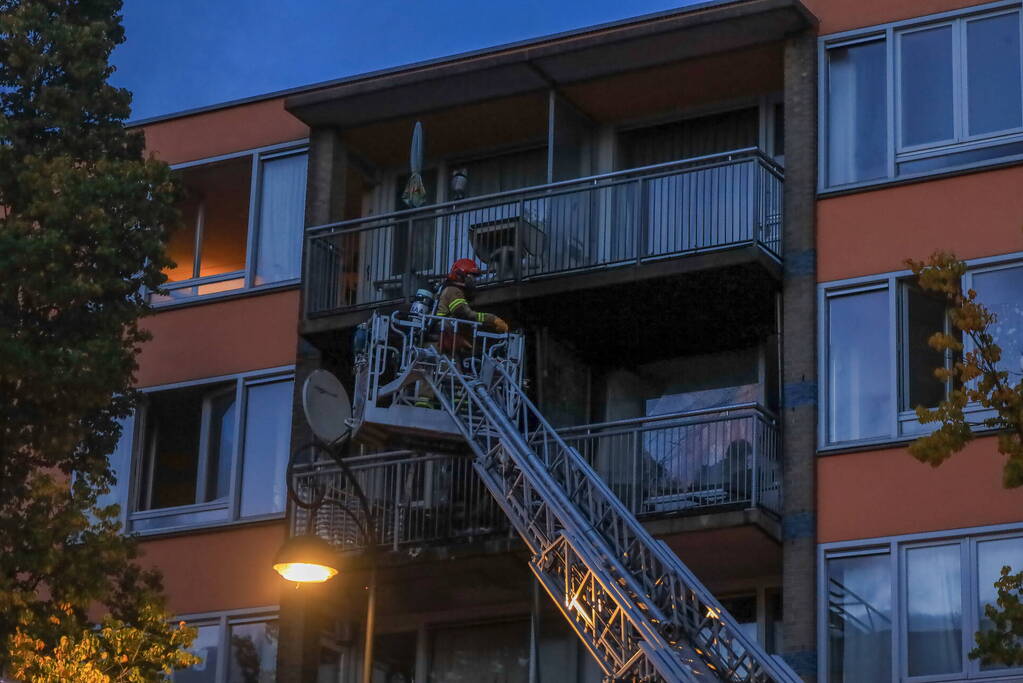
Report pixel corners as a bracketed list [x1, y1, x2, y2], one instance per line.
[272, 533, 339, 583]
[276, 440, 379, 683]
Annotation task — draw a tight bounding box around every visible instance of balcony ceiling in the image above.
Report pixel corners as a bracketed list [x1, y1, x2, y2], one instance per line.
[285, 0, 815, 129]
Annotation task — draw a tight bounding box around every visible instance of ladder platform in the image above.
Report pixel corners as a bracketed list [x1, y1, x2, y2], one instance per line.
[354, 402, 470, 455]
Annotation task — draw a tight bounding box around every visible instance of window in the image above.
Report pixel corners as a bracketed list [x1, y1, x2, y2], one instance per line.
[174, 611, 278, 683]
[821, 5, 1023, 189]
[126, 369, 294, 532]
[820, 259, 1023, 447]
[156, 145, 308, 302]
[821, 526, 1023, 681]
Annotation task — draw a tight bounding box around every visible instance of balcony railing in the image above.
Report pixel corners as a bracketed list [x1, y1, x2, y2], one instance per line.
[291, 404, 780, 552]
[304, 148, 783, 317]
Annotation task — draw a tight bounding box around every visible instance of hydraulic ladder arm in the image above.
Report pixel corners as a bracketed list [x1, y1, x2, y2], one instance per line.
[353, 314, 800, 683]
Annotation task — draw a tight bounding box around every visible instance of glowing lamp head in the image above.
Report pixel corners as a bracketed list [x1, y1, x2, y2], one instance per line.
[273, 534, 339, 584]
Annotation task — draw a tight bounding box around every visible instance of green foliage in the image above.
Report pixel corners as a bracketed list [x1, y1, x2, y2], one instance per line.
[905, 251, 1023, 488]
[907, 250, 1023, 665]
[971, 567, 1023, 668]
[0, 0, 194, 679]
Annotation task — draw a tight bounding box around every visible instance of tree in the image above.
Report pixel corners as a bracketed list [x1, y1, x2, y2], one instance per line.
[0, 0, 197, 680]
[907, 250, 1023, 667]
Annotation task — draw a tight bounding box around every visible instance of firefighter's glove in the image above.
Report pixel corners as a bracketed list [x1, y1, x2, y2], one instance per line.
[492, 317, 509, 334]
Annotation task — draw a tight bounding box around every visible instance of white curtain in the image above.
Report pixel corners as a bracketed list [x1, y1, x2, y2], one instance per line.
[827, 41, 887, 186]
[906, 544, 963, 677]
[255, 153, 307, 285]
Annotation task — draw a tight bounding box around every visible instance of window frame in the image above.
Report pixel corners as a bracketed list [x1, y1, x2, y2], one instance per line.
[819, 523, 1023, 682]
[819, 0, 1023, 193]
[155, 140, 309, 306]
[173, 606, 279, 683]
[126, 365, 295, 535]
[818, 251, 1023, 450]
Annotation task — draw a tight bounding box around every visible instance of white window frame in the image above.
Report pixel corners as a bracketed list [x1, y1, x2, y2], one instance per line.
[173, 607, 279, 683]
[154, 140, 309, 305]
[126, 365, 295, 534]
[819, 523, 1023, 682]
[818, 251, 1023, 450]
[819, 1, 1023, 192]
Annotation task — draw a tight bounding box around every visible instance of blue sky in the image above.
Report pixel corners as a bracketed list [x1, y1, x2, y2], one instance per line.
[111, 0, 700, 122]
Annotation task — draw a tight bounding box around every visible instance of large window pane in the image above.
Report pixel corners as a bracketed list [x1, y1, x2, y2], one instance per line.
[906, 544, 963, 676]
[204, 390, 236, 503]
[827, 290, 891, 443]
[228, 621, 278, 683]
[174, 624, 220, 683]
[96, 416, 133, 516]
[255, 153, 307, 285]
[967, 13, 1023, 136]
[977, 537, 1023, 670]
[143, 386, 205, 510]
[240, 380, 294, 517]
[973, 266, 1023, 378]
[827, 41, 888, 185]
[901, 26, 955, 147]
[196, 157, 251, 277]
[827, 553, 892, 683]
[904, 285, 948, 411]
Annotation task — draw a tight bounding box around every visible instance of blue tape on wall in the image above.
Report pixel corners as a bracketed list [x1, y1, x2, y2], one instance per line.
[784, 381, 817, 407]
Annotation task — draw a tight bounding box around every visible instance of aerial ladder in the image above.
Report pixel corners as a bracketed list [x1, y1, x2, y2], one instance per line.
[349, 310, 800, 683]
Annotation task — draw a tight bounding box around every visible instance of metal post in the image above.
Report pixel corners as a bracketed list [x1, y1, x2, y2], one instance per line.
[361, 561, 377, 683]
[750, 414, 761, 510]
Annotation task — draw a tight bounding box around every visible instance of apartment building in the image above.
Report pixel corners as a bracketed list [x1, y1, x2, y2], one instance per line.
[101, 0, 1023, 681]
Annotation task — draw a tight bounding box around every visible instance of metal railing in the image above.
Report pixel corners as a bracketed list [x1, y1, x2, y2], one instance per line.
[291, 404, 779, 553]
[305, 148, 783, 317]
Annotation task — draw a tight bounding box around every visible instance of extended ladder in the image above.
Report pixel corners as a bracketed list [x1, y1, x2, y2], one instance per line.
[353, 313, 799, 683]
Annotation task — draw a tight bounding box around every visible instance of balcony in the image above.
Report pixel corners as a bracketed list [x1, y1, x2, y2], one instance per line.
[303, 149, 782, 323]
[290, 403, 781, 555]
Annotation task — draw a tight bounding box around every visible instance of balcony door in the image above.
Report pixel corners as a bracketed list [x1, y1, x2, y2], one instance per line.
[615, 107, 761, 259]
[441, 148, 548, 282]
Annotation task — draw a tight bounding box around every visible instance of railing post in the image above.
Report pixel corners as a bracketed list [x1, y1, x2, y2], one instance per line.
[515, 196, 525, 282]
[750, 414, 761, 510]
[393, 462, 402, 552]
[634, 177, 646, 264]
[631, 430, 642, 514]
[752, 158, 762, 247]
[404, 218, 415, 301]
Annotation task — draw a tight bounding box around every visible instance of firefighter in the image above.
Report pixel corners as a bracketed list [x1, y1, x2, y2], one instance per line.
[436, 258, 508, 336]
[414, 258, 508, 408]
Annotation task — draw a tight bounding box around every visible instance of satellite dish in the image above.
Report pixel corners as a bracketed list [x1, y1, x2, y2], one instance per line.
[302, 370, 352, 445]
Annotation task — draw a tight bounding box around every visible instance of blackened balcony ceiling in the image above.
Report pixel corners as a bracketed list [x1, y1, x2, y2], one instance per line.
[285, 0, 815, 128]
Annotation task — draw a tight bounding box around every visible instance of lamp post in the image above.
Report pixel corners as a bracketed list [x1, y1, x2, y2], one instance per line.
[275, 441, 378, 683]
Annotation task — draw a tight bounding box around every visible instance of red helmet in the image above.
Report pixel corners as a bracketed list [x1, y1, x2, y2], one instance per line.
[449, 258, 481, 282]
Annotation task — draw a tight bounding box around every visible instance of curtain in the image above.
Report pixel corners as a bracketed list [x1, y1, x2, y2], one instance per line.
[827, 291, 891, 443]
[255, 153, 307, 285]
[239, 380, 294, 517]
[827, 41, 887, 186]
[827, 554, 892, 683]
[906, 544, 963, 677]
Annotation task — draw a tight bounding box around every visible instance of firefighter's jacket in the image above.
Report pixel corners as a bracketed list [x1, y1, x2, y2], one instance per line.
[436, 283, 499, 331]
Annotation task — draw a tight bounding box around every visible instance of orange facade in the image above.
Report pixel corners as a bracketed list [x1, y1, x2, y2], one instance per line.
[804, 0, 996, 34]
[815, 0, 1023, 545]
[142, 96, 308, 165]
[136, 289, 299, 388]
[134, 99, 304, 616]
[818, 165, 1023, 282]
[139, 523, 286, 615]
[818, 439, 1023, 543]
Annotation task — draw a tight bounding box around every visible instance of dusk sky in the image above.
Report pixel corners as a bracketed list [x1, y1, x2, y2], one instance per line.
[110, 0, 700, 122]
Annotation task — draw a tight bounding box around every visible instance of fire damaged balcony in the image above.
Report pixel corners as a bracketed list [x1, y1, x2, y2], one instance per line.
[289, 403, 780, 557]
[303, 149, 782, 325]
